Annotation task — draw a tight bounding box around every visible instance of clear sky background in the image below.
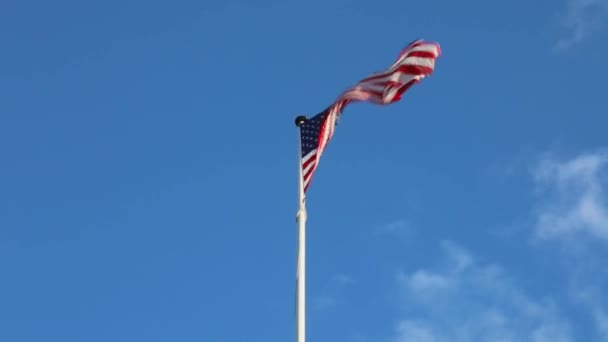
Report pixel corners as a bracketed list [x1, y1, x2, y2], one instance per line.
[1, 0, 607, 341]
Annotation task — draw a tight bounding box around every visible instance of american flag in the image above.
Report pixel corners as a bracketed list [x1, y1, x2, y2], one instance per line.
[297, 39, 441, 192]
[298, 106, 338, 192]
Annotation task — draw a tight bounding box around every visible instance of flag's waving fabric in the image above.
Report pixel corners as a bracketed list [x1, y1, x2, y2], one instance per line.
[298, 39, 440, 193]
[337, 39, 441, 106]
[299, 106, 337, 192]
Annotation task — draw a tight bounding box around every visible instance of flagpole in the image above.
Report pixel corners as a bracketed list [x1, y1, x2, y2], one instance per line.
[295, 115, 308, 342]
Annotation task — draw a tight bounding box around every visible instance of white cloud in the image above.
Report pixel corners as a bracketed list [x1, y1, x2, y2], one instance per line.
[571, 285, 608, 340]
[392, 241, 573, 342]
[555, 0, 608, 49]
[378, 150, 608, 342]
[312, 273, 354, 311]
[529, 150, 608, 340]
[311, 295, 338, 311]
[395, 320, 438, 342]
[532, 151, 608, 241]
[373, 219, 413, 238]
[379, 220, 409, 233]
[406, 270, 451, 293]
[398, 241, 472, 297]
[321, 273, 354, 288]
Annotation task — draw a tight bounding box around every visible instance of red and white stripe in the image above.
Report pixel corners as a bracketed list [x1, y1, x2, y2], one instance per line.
[336, 39, 440, 107]
[301, 39, 440, 192]
[301, 105, 340, 191]
[301, 149, 317, 192]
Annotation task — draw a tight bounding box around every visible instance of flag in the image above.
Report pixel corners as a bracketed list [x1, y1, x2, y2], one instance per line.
[298, 106, 339, 192]
[336, 38, 441, 106]
[297, 39, 441, 193]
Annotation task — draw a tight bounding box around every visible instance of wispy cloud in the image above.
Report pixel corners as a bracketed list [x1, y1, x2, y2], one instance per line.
[555, 0, 608, 50]
[531, 151, 608, 241]
[527, 149, 608, 340]
[573, 286, 608, 340]
[393, 241, 573, 342]
[379, 150, 608, 342]
[312, 273, 354, 311]
[373, 219, 410, 235]
[372, 219, 415, 242]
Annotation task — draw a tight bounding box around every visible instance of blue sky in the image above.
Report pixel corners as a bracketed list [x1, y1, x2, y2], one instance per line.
[1, 0, 607, 341]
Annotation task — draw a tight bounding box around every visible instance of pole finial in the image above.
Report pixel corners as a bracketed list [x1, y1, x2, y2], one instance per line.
[295, 115, 307, 127]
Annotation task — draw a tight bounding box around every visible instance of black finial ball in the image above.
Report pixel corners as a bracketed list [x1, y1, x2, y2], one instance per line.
[295, 115, 307, 127]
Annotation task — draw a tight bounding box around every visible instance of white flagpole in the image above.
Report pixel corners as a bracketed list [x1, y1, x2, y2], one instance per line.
[295, 115, 308, 342]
